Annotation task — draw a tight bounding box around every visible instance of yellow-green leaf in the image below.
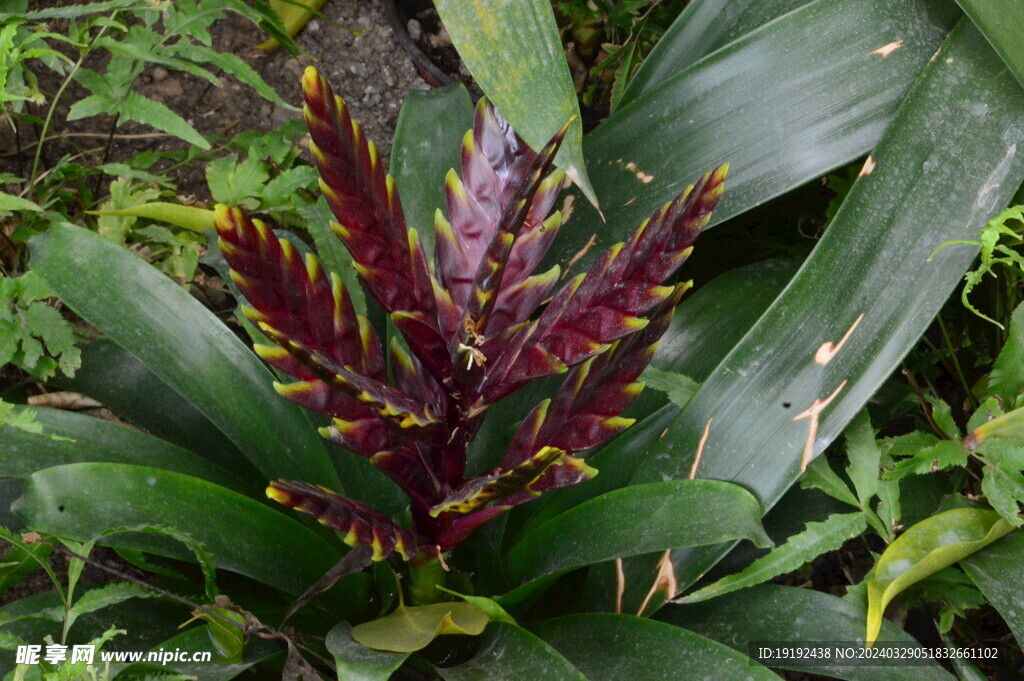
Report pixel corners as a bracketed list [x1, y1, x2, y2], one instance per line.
[351, 602, 489, 653]
[865, 507, 1014, 645]
[434, 0, 596, 209]
[87, 202, 213, 233]
[256, 0, 328, 52]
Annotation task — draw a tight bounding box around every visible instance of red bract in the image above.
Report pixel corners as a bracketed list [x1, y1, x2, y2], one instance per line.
[215, 66, 727, 564]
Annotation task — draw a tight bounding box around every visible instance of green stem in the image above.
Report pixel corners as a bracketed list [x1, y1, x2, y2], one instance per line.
[937, 314, 976, 411]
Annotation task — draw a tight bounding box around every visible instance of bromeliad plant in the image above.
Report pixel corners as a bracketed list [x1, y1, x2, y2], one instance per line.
[216, 66, 726, 563]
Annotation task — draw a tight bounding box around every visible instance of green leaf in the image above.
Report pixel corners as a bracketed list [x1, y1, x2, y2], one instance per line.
[0, 406, 250, 494]
[350, 601, 488, 653]
[67, 582, 152, 630]
[436, 586, 516, 625]
[508, 480, 770, 582]
[801, 456, 860, 508]
[845, 410, 881, 505]
[560, 0, 959, 261]
[637, 367, 698, 408]
[206, 154, 270, 204]
[618, 0, 811, 108]
[0, 191, 41, 212]
[927, 395, 961, 440]
[680, 512, 868, 604]
[12, 463, 345, 600]
[663, 584, 956, 681]
[48, 339, 255, 480]
[87, 202, 214, 233]
[30, 224, 338, 487]
[960, 530, 1024, 645]
[886, 440, 968, 479]
[987, 301, 1024, 405]
[326, 622, 410, 681]
[0, 527, 53, 597]
[170, 43, 292, 109]
[434, 0, 595, 208]
[260, 165, 318, 207]
[389, 83, 474, 256]
[981, 463, 1024, 527]
[293, 197, 366, 318]
[865, 507, 1014, 644]
[627, 18, 1024, 600]
[436, 622, 586, 681]
[187, 605, 245, 662]
[955, 0, 1024, 88]
[532, 614, 779, 681]
[118, 92, 210, 149]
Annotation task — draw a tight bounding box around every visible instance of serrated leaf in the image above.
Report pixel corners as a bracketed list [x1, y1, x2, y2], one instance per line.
[67, 582, 152, 629]
[865, 507, 1014, 645]
[637, 367, 698, 408]
[966, 397, 1003, 434]
[679, 512, 868, 604]
[21, 301, 80, 374]
[844, 409, 880, 506]
[260, 165, 319, 206]
[800, 455, 860, 508]
[119, 92, 210, 149]
[206, 154, 269, 204]
[887, 440, 968, 479]
[981, 463, 1024, 527]
[927, 395, 961, 440]
[351, 601, 488, 653]
[987, 301, 1024, 405]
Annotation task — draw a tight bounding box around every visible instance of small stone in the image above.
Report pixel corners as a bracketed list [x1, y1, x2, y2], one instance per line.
[429, 27, 451, 48]
[152, 66, 168, 82]
[307, 19, 320, 32]
[406, 19, 422, 41]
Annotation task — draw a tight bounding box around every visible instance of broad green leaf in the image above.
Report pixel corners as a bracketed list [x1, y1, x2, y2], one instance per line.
[436, 622, 585, 681]
[965, 406, 1024, 449]
[351, 601, 488, 653]
[1, 0, 137, 19]
[111, 625, 282, 681]
[206, 154, 269, 205]
[845, 410, 881, 505]
[637, 367, 698, 408]
[0, 406, 251, 495]
[955, 0, 1024, 88]
[927, 395, 961, 440]
[326, 622, 410, 681]
[260, 165, 319, 206]
[628, 18, 1024, 601]
[679, 512, 868, 604]
[532, 614, 778, 681]
[48, 339, 255, 479]
[663, 584, 956, 681]
[865, 507, 1014, 645]
[390, 83, 474, 256]
[186, 605, 245, 662]
[12, 463, 347, 600]
[508, 480, 770, 581]
[618, 0, 811, 108]
[0, 192, 41, 212]
[559, 0, 960, 261]
[87, 202, 213, 233]
[961, 530, 1024, 645]
[436, 586, 516, 625]
[434, 0, 595, 208]
[170, 44, 292, 109]
[987, 301, 1024, 405]
[30, 224, 338, 487]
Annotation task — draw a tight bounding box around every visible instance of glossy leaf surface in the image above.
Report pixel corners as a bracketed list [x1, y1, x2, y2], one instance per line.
[630, 19, 1024, 597]
[559, 0, 959, 258]
[961, 530, 1024, 645]
[865, 508, 1013, 645]
[0, 407, 249, 494]
[508, 480, 770, 581]
[12, 463, 344, 598]
[434, 0, 595, 207]
[532, 614, 778, 681]
[437, 622, 585, 681]
[955, 0, 1024, 87]
[390, 83, 474, 255]
[30, 224, 338, 487]
[663, 585, 955, 681]
[351, 601, 488, 653]
[327, 622, 410, 681]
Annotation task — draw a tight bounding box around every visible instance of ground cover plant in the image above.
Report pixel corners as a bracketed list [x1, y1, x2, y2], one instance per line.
[1, 0, 1024, 680]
